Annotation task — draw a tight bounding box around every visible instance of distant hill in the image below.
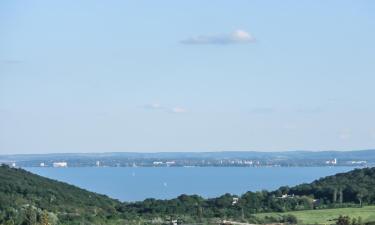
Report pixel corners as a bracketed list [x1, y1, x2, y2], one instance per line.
[1, 149, 375, 167]
[1, 164, 375, 224]
[2, 149, 375, 160]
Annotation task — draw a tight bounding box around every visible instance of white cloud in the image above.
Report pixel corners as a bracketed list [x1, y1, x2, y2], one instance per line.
[143, 103, 187, 114]
[231, 30, 255, 42]
[144, 103, 163, 110]
[150, 103, 162, 109]
[181, 29, 256, 45]
[171, 107, 187, 114]
[339, 129, 351, 140]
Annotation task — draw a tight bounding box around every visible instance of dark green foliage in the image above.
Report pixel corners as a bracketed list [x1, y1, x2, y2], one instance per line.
[335, 215, 365, 225]
[336, 215, 352, 225]
[282, 214, 298, 224]
[287, 167, 375, 206]
[0, 165, 121, 224]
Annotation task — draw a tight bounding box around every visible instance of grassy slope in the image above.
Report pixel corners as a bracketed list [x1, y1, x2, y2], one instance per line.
[255, 206, 375, 224]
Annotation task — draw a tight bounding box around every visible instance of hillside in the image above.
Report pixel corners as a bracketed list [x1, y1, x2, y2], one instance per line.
[1, 165, 375, 225]
[286, 167, 375, 205]
[0, 165, 121, 224]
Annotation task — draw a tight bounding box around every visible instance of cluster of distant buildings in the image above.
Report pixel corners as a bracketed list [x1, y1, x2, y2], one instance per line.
[52, 162, 68, 167]
[4, 156, 370, 168]
[325, 158, 367, 166]
[325, 158, 337, 165]
[153, 161, 176, 166]
[8, 161, 69, 168]
[40, 161, 103, 168]
[34, 162, 69, 168]
[48, 161, 102, 167]
[219, 160, 259, 166]
[350, 160, 367, 165]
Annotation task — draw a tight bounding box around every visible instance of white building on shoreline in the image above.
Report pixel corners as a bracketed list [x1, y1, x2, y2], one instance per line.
[53, 162, 68, 168]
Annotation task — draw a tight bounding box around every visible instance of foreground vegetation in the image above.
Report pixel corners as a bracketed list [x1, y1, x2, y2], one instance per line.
[1, 165, 375, 224]
[256, 205, 375, 224]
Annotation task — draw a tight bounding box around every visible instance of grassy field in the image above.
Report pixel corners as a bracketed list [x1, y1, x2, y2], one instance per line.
[255, 206, 375, 225]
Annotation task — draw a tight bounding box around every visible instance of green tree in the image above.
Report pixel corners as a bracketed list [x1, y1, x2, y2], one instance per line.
[356, 189, 367, 207]
[4, 219, 15, 225]
[333, 188, 338, 203]
[24, 206, 37, 225]
[40, 211, 51, 225]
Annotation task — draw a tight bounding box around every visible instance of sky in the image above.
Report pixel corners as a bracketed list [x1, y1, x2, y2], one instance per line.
[1, 0, 375, 154]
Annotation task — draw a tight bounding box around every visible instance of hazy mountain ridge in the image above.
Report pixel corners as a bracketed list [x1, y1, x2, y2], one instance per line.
[2, 149, 375, 159]
[1, 150, 374, 168]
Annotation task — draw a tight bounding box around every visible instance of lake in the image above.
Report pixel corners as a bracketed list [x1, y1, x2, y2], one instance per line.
[26, 167, 354, 202]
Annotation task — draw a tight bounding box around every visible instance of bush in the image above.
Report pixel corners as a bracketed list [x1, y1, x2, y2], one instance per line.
[282, 214, 298, 224]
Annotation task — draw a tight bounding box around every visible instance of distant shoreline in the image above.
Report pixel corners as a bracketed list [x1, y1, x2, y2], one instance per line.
[2, 151, 374, 167]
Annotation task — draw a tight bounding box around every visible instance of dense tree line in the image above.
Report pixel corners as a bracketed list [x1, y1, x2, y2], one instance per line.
[286, 168, 375, 206]
[1, 165, 375, 225]
[118, 167, 375, 222]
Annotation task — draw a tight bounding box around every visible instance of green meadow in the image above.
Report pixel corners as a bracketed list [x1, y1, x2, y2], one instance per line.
[255, 206, 375, 224]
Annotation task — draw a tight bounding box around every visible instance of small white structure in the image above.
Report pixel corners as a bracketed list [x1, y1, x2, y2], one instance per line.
[53, 162, 68, 168]
[153, 161, 163, 165]
[40, 162, 45, 167]
[325, 158, 337, 165]
[277, 194, 295, 199]
[96, 161, 101, 167]
[11, 162, 16, 167]
[232, 197, 239, 205]
[244, 160, 253, 165]
[166, 161, 175, 166]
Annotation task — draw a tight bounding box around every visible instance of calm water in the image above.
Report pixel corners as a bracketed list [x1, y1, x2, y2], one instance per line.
[26, 167, 353, 202]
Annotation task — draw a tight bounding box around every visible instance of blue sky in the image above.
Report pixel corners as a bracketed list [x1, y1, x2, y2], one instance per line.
[1, 0, 375, 154]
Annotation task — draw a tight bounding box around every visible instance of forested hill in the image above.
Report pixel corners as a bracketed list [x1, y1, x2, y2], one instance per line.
[287, 167, 375, 205]
[1, 165, 375, 225]
[0, 165, 121, 224]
